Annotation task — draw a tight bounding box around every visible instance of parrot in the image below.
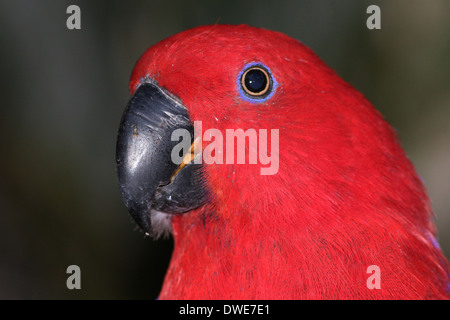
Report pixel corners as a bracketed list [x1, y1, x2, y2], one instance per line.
[116, 24, 450, 299]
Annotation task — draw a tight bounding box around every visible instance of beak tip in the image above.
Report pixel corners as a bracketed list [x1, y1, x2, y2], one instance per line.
[124, 196, 152, 234]
[116, 156, 154, 234]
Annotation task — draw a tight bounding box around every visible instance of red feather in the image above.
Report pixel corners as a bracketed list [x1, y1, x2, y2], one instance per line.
[130, 25, 449, 299]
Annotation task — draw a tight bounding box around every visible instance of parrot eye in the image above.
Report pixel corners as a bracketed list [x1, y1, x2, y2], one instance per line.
[239, 64, 275, 102]
[242, 67, 269, 95]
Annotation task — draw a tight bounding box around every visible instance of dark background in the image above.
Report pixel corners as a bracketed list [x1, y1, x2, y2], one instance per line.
[0, 0, 449, 299]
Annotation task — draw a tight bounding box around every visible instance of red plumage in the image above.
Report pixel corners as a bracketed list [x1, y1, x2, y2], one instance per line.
[129, 25, 449, 299]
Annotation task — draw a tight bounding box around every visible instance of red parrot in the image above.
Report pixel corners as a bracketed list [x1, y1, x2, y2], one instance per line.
[116, 25, 450, 299]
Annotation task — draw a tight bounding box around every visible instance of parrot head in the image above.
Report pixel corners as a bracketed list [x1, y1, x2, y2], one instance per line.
[116, 25, 449, 299]
[116, 24, 384, 236]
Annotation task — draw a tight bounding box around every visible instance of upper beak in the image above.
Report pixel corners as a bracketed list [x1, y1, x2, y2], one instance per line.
[116, 82, 206, 234]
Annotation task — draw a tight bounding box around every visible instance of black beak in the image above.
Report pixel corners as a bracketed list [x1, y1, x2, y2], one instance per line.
[116, 82, 206, 234]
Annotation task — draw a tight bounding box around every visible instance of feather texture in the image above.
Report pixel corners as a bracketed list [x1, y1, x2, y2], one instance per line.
[130, 25, 449, 299]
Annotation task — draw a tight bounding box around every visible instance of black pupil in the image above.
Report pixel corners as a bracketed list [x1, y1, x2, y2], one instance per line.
[244, 69, 267, 93]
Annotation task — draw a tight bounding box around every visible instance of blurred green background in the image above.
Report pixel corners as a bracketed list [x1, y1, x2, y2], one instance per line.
[0, 0, 449, 299]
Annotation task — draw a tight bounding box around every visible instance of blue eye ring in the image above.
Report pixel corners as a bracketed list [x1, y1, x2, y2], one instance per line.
[237, 62, 277, 103]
